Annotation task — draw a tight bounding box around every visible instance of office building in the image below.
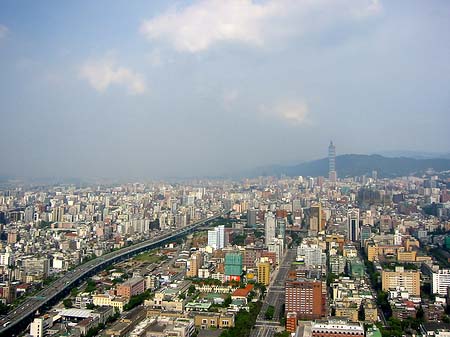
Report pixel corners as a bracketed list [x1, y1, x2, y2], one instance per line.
[247, 209, 257, 227]
[285, 279, 325, 320]
[309, 203, 323, 232]
[297, 244, 325, 267]
[277, 218, 286, 240]
[347, 208, 360, 242]
[360, 225, 372, 246]
[265, 212, 276, 245]
[22, 257, 50, 279]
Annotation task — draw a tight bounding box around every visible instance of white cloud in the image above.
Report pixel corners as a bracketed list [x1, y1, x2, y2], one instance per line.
[80, 56, 146, 95]
[0, 24, 9, 40]
[140, 0, 382, 53]
[275, 100, 310, 125]
[222, 89, 239, 108]
[261, 99, 310, 126]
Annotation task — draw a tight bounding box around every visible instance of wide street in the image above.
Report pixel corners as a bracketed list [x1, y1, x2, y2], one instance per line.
[251, 245, 297, 337]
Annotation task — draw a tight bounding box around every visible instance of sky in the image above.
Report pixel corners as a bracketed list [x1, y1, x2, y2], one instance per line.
[0, 0, 449, 180]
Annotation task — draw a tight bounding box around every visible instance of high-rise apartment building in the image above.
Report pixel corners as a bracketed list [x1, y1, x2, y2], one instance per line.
[2, 282, 16, 304]
[432, 269, 450, 296]
[257, 259, 271, 286]
[328, 141, 337, 182]
[30, 316, 53, 337]
[382, 266, 420, 296]
[243, 246, 263, 269]
[187, 252, 203, 278]
[208, 225, 224, 249]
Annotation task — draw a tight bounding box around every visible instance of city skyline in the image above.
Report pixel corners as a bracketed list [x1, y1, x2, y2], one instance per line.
[1, 0, 449, 180]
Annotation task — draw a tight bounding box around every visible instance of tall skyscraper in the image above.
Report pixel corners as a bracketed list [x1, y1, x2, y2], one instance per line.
[309, 203, 322, 232]
[328, 141, 337, 182]
[265, 212, 276, 245]
[277, 218, 286, 240]
[347, 208, 360, 242]
[247, 209, 257, 227]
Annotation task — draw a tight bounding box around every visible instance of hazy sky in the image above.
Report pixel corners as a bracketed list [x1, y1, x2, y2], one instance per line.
[0, 0, 449, 179]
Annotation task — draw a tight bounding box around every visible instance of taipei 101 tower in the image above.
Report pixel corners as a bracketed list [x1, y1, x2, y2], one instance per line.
[328, 141, 337, 183]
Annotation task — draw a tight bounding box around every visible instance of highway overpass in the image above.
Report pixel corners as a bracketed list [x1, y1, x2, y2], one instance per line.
[0, 212, 227, 337]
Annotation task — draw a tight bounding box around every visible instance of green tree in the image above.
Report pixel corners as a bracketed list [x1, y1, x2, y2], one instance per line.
[188, 285, 196, 295]
[85, 279, 97, 293]
[223, 295, 232, 307]
[70, 287, 79, 297]
[274, 332, 290, 337]
[265, 305, 275, 320]
[0, 303, 9, 315]
[63, 299, 73, 308]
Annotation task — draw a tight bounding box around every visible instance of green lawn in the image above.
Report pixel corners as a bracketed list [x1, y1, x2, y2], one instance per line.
[133, 250, 165, 263]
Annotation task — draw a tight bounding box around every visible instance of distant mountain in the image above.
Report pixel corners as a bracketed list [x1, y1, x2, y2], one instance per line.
[250, 154, 450, 178]
[375, 150, 450, 160]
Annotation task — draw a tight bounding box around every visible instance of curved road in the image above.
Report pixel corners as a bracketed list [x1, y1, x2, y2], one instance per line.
[0, 212, 225, 336]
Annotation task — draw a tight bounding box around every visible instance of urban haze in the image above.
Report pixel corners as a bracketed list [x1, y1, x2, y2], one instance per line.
[1, 2, 450, 337]
[0, 1, 449, 180]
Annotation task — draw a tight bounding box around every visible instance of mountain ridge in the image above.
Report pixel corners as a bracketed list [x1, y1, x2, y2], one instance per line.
[249, 154, 450, 178]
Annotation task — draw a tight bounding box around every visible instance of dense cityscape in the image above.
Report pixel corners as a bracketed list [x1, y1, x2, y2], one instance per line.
[0, 142, 448, 337]
[2, 1, 450, 337]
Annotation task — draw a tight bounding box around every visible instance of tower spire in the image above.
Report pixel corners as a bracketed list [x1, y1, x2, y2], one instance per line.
[328, 141, 337, 183]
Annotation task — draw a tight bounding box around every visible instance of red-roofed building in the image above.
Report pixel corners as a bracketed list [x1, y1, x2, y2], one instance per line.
[231, 284, 254, 300]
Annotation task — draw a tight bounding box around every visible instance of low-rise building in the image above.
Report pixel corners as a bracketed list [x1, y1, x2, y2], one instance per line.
[116, 277, 145, 298]
[193, 312, 235, 329]
[92, 294, 127, 312]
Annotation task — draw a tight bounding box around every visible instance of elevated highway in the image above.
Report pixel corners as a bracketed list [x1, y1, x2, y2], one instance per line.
[0, 212, 227, 336]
